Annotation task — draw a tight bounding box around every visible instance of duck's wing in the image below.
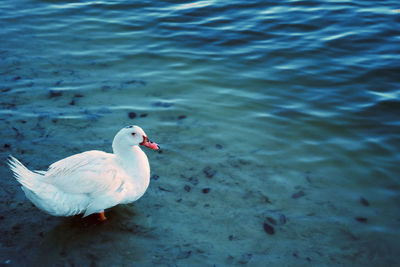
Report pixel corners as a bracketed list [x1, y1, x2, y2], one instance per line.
[43, 150, 126, 195]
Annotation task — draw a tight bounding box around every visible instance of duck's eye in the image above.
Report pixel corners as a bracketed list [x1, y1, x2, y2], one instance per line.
[131, 132, 136, 136]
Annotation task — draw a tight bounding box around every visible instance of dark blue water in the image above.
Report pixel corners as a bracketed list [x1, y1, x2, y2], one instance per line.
[1, 1, 400, 266]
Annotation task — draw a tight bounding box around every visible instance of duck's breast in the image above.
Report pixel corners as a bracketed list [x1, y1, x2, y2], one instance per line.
[118, 147, 151, 203]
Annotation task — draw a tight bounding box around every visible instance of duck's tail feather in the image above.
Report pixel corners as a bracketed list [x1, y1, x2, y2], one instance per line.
[8, 155, 51, 212]
[8, 155, 88, 216]
[8, 155, 43, 191]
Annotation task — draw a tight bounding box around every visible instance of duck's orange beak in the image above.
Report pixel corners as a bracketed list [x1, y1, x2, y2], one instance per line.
[140, 136, 160, 150]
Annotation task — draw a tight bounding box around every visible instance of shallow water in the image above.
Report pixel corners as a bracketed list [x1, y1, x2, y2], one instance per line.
[1, 0, 400, 266]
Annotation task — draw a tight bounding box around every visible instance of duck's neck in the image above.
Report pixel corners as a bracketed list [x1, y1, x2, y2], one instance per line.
[113, 141, 138, 163]
[113, 142, 149, 176]
[112, 142, 151, 202]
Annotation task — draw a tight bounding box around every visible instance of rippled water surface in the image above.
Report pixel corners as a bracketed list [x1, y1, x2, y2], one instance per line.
[1, 0, 400, 266]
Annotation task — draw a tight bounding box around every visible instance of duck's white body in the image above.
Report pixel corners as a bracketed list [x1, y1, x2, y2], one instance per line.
[8, 125, 159, 218]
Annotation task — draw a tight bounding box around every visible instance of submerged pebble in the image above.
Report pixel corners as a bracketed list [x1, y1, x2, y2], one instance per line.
[140, 113, 148, 117]
[178, 115, 187, 120]
[355, 217, 368, 223]
[189, 176, 199, 185]
[151, 174, 160, 180]
[203, 166, 217, 178]
[184, 185, 191, 192]
[153, 101, 172, 108]
[263, 222, 275, 235]
[158, 186, 171, 192]
[202, 188, 211, 194]
[360, 197, 370, 206]
[49, 90, 62, 98]
[215, 144, 223, 149]
[238, 159, 250, 165]
[264, 195, 272, 204]
[292, 190, 306, 199]
[128, 112, 136, 119]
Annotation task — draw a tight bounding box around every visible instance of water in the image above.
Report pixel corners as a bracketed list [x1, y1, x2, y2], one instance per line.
[1, 0, 400, 266]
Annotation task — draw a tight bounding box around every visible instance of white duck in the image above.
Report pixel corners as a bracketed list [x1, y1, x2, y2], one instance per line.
[8, 125, 159, 221]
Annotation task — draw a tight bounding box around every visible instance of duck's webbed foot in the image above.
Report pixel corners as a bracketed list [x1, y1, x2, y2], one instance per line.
[98, 211, 107, 221]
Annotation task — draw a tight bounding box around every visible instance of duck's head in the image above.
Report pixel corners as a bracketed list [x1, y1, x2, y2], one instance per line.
[113, 125, 160, 150]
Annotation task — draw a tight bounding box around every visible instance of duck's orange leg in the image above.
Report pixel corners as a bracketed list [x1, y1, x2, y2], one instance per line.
[98, 211, 107, 221]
